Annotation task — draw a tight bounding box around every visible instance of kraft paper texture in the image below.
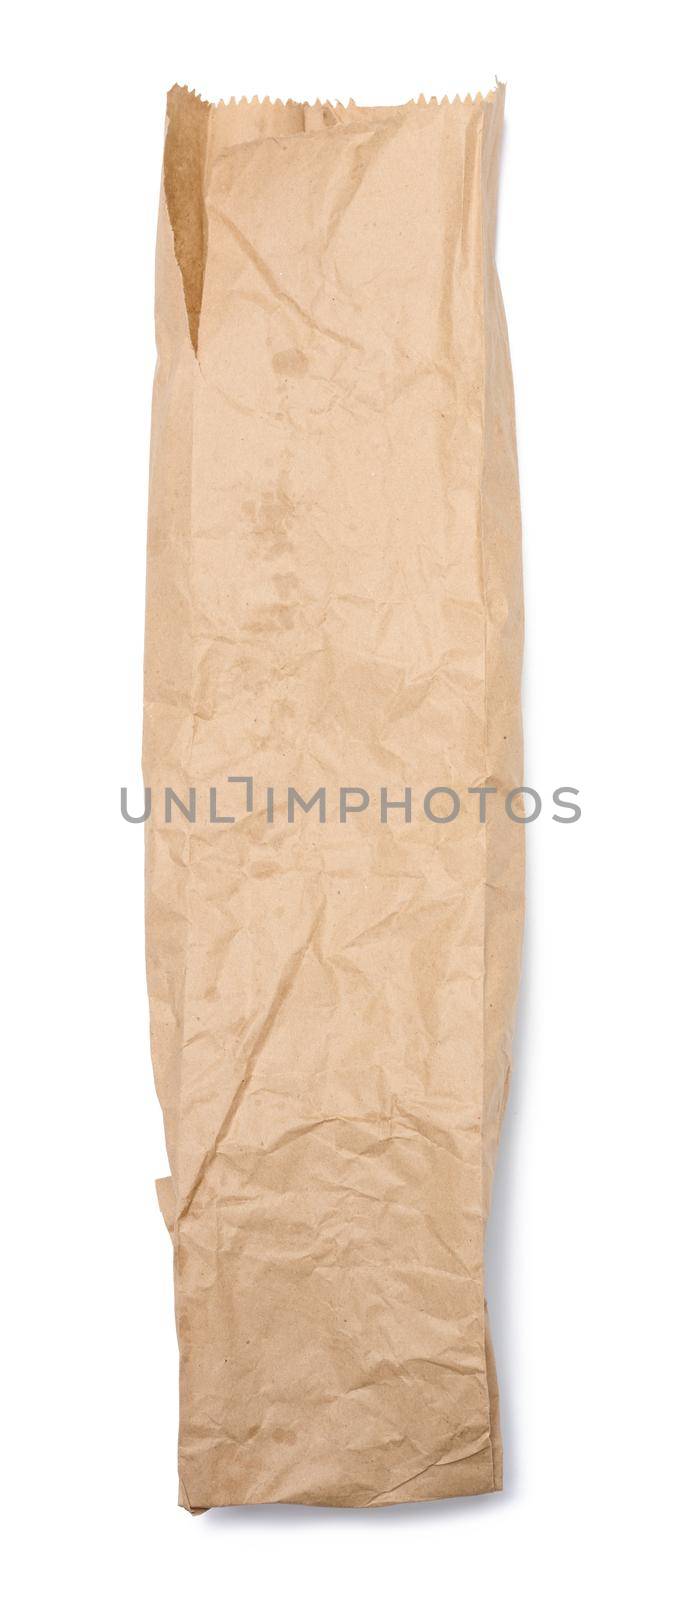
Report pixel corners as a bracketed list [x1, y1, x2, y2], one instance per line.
[144, 84, 524, 1509]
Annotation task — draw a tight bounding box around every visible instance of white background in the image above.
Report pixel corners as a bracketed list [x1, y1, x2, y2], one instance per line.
[3, 2, 691, 1595]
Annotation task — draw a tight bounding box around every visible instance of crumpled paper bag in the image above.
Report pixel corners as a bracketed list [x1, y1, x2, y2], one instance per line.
[144, 84, 524, 1509]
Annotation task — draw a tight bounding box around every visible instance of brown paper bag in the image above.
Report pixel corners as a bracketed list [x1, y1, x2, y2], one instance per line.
[144, 85, 523, 1509]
